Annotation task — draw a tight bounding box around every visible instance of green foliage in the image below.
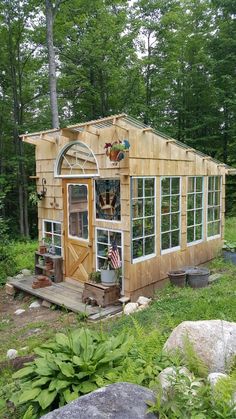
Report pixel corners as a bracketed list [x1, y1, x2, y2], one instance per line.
[182, 336, 208, 378]
[11, 327, 134, 416]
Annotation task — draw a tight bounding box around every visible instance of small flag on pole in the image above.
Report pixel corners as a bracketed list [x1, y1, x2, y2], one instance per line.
[108, 242, 121, 269]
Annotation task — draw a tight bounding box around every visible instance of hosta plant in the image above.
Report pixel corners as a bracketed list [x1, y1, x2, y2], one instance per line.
[11, 328, 133, 416]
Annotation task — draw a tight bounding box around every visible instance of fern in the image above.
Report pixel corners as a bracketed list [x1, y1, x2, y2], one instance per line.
[182, 334, 208, 377]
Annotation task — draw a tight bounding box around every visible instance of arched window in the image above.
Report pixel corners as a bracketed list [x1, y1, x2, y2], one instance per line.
[55, 141, 99, 178]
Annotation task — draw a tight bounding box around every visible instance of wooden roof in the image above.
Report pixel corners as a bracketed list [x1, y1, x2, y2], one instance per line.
[21, 113, 235, 174]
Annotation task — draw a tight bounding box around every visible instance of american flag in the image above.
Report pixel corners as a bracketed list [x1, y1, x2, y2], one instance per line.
[108, 242, 121, 269]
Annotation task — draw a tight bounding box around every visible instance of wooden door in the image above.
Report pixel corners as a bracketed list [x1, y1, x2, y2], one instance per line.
[63, 179, 93, 282]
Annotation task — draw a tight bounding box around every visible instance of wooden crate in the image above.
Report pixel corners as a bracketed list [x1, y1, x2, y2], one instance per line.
[82, 282, 120, 307]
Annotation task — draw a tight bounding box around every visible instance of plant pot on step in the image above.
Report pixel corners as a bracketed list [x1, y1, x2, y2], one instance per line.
[168, 270, 186, 287]
[100, 269, 117, 286]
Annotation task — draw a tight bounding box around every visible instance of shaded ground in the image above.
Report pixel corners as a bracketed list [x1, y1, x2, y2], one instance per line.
[0, 288, 78, 363]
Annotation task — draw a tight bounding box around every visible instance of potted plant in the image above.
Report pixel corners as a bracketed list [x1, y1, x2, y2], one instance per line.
[100, 243, 121, 286]
[222, 240, 236, 264]
[88, 271, 101, 284]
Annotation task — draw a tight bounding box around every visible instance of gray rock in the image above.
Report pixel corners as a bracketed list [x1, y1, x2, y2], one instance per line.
[7, 349, 18, 359]
[164, 320, 236, 373]
[208, 372, 228, 389]
[123, 302, 139, 315]
[137, 296, 151, 306]
[21, 269, 31, 276]
[41, 382, 157, 419]
[29, 301, 41, 309]
[208, 273, 222, 284]
[15, 274, 24, 279]
[158, 366, 193, 402]
[14, 309, 26, 315]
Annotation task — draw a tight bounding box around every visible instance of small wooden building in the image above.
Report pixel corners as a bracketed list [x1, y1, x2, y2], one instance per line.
[22, 114, 235, 301]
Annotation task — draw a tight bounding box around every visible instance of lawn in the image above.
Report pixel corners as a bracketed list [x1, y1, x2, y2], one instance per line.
[0, 218, 236, 418]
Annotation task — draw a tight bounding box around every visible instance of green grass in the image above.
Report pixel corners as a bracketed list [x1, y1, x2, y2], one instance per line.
[225, 216, 236, 242]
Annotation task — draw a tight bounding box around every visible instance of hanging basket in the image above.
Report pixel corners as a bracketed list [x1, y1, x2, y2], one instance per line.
[109, 149, 120, 161]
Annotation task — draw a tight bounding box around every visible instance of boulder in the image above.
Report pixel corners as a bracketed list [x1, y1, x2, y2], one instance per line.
[207, 372, 228, 389]
[41, 382, 157, 419]
[123, 302, 139, 315]
[164, 320, 236, 373]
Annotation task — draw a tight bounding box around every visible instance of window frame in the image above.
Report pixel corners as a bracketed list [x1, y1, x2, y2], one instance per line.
[67, 183, 89, 242]
[42, 219, 62, 256]
[187, 176, 204, 246]
[94, 178, 121, 223]
[207, 176, 222, 240]
[160, 176, 181, 255]
[95, 227, 124, 293]
[131, 176, 156, 264]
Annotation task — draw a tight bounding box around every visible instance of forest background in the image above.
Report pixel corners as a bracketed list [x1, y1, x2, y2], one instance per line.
[0, 0, 235, 240]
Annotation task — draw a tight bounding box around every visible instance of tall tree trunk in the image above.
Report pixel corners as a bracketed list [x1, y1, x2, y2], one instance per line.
[45, 0, 59, 128]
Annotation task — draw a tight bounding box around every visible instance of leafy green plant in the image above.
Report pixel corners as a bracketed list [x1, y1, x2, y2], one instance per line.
[223, 240, 236, 253]
[11, 328, 133, 416]
[88, 271, 101, 283]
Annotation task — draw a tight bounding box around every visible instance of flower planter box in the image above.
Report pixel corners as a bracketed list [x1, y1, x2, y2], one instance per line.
[82, 282, 120, 307]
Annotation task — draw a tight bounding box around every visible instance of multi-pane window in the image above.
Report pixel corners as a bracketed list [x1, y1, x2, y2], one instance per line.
[161, 177, 181, 251]
[95, 179, 120, 221]
[187, 177, 204, 244]
[43, 220, 62, 255]
[207, 176, 221, 238]
[131, 177, 155, 261]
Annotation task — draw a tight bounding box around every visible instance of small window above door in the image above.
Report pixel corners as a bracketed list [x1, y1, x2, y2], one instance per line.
[95, 179, 121, 221]
[55, 141, 99, 178]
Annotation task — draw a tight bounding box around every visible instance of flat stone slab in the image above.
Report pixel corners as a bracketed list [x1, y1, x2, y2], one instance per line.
[41, 382, 157, 419]
[208, 273, 223, 283]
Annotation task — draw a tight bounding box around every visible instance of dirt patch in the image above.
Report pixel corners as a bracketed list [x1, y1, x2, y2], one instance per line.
[0, 287, 78, 362]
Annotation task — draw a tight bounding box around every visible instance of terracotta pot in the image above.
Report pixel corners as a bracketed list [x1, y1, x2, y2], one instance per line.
[39, 245, 47, 254]
[109, 149, 120, 161]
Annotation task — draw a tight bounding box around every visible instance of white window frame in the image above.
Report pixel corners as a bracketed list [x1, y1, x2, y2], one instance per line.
[187, 176, 204, 246]
[67, 183, 89, 242]
[207, 176, 222, 240]
[95, 227, 124, 293]
[54, 141, 99, 178]
[160, 176, 181, 255]
[94, 178, 121, 223]
[131, 176, 156, 264]
[42, 220, 62, 256]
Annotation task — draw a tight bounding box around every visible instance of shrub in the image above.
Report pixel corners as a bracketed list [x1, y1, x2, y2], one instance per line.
[11, 328, 133, 416]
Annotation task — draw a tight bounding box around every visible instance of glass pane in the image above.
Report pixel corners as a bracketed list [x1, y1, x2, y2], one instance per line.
[68, 184, 88, 239]
[162, 178, 170, 195]
[98, 243, 108, 257]
[110, 232, 121, 246]
[145, 217, 155, 235]
[171, 195, 179, 212]
[187, 210, 194, 227]
[98, 257, 106, 269]
[188, 177, 195, 193]
[187, 194, 194, 210]
[215, 176, 221, 190]
[53, 223, 61, 234]
[95, 179, 120, 221]
[161, 197, 170, 214]
[196, 193, 202, 209]
[171, 230, 179, 247]
[208, 208, 214, 222]
[213, 221, 220, 235]
[97, 229, 108, 243]
[161, 214, 170, 232]
[161, 233, 170, 250]
[208, 176, 214, 191]
[44, 221, 52, 233]
[214, 207, 220, 221]
[55, 247, 61, 256]
[208, 222, 213, 237]
[133, 239, 143, 259]
[196, 177, 203, 192]
[133, 219, 143, 238]
[54, 235, 61, 246]
[145, 236, 155, 256]
[208, 192, 214, 206]
[145, 198, 154, 216]
[195, 209, 202, 225]
[145, 178, 155, 197]
[171, 213, 179, 230]
[187, 227, 194, 243]
[171, 178, 180, 194]
[132, 178, 143, 198]
[195, 225, 202, 241]
[215, 191, 220, 206]
[132, 199, 143, 218]
[59, 142, 98, 176]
